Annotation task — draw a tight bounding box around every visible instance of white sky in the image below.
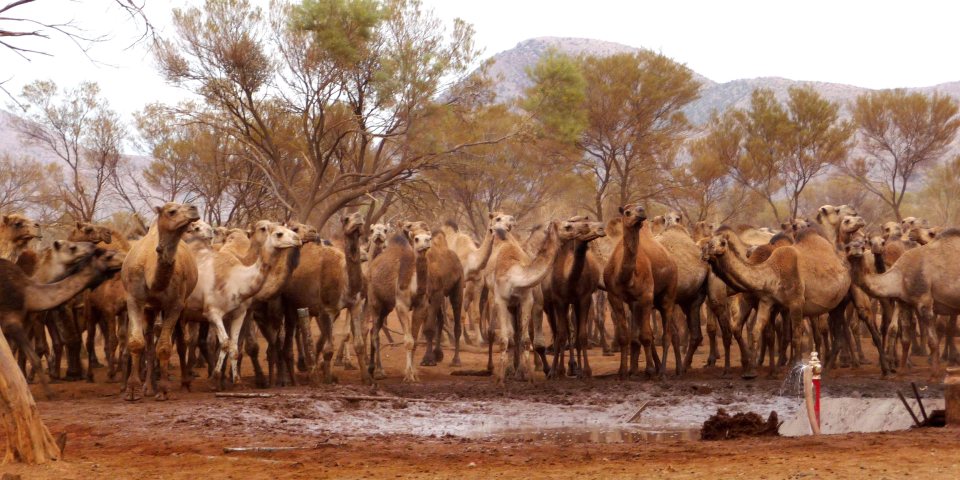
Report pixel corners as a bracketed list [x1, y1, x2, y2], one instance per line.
[3, 0, 959, 120]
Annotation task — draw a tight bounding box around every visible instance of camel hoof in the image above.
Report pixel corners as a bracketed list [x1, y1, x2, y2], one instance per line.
[181, 381, 192, 392]
[450, 357, 462, 368]
[420, 358, 437, 367]
[124, 385, 142, 402]
[297, 358, 308, 372]
[741, 369, 758, 380]
[578, 368, 592, 379]
[89, 359, 104, 369]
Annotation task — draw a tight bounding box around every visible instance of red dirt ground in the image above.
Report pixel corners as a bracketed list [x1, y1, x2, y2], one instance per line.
[3, 331, 958, 479]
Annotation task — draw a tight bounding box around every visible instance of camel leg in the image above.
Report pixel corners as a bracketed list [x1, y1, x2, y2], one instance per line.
[314, 311, 336, 384]
[6, 319, 52, 398]
[594, 292, 613, 355]
[606, 294, 629, 379]
[704, 304, 719, 368]
[516, 294, 535, 383]
[104, 309, 120, 382]
[658, 302, 683, 377]
[548, 303, 568, 380]
[84, 302, 101, 374]
[123, 300, 146, 402]
[917, 301, 942, 380]
[575, 297, 593, 378]
[419, 292, 440, 367]
[149, 305, 183, 401]
[346, 302, 369, 384]
[492, 299, 513, 386]
[749, 300, 775, 377]
[682, 296, 705, 373]
[852, 289, 889, 376]
[224, 308, 248, 387]
[898, 302, 914, 370]
[241, 312, 264, 386]
[208, 311, 231, 391]
[366, 308, 387, 382]
[629, 300, 656, 378]
[945, 315, 960, 365]
[396, 296, 420, 383]
[173, 321, 190, 391]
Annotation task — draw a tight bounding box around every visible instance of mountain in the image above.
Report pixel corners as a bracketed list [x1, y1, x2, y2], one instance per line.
[483, 37, 960, 126]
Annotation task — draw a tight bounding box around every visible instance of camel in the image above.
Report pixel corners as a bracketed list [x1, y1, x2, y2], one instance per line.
[656, 220, 712, 375]
[13, 240, 97, 383]
[366, 221, 432, 383]
[603, 204, 679, 379]
[1, 247, 124, 396]
[845, 231, 960, 379]
[441, 220, 485, 344]
[704, 226, 868, 375]
[282, 214, 366, 384]
[396, 223, 464, 368]
[185, 222, 300, 390]
[909, 226, 943, 246]
[488, 217, 561, 385]
[69, 221, 134, 381]
[692, 221, 717, 242]
[815, 204, 859, 245]
[542, 218, 606, 379]
[0, 214, 41, 262]
[120, 202, 200, 401]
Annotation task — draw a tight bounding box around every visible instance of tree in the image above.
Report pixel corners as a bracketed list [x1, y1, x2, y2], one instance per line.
[665, 132, 751, 224]
[154, 0, 497, 229]
[0, 153, 60, 217]
[13, 80, 129, 222]
[917, 155, 960, 226]
[841, 90, 960, 221]
[524, 51, 700, 220]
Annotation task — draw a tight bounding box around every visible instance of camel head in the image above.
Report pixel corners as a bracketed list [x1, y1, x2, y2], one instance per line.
[287, 221, 320, 243]
[368, 223, 390, 246]
[72, 221, 112, 244]
[843, 239, 866, 259]
[650, 215, 665, 232]
[488, 212, 516, 240]
[264, 224, 302, 251]
[840, 215, 866, 235]
[868, 235, 886, 255]
[881, 221, 902, 240]
[224, 228, 249, 244]
[908, 226, 940, 245]
[2, 214, 41, 243]
[90, 247, 126, 275]
[341, 212, 365, 237]
[693, 221, 717, 240]
[409, 229, 432, 253]
[901, 216, 928, 231]
[557, 219, 588, 241]
[52, 240, 98, 267]
[816, 204, 858, 227]
[702, 229, 736, 260]
[213, 226, 230, 244]
[154, 202, 200, 233]
[183, 220, 215, 245]
[579, 222, 607, 242]
[249, 220, 278, 245]
[617, 204, 646, 228]
[663, 211, 684, 227]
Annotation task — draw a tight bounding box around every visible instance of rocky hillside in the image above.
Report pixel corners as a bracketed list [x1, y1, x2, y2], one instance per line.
[484, 37, 960, 126]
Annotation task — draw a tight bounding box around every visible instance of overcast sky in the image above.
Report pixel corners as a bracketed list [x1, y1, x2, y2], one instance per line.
[3, 0, 959, 119]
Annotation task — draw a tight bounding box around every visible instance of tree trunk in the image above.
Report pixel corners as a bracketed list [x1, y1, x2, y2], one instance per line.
[0, 331, 61, 464]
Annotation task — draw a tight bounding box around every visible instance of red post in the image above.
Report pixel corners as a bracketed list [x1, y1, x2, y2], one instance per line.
[811, 351, 822, 431]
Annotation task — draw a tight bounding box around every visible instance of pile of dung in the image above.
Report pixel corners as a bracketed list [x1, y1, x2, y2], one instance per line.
[700, 408, 781, 441]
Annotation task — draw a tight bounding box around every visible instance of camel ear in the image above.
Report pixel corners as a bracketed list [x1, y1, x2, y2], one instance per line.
[76, 221, 84, 230]
[53, 240, 63, 250]
[780, 222, 789, 231]
[1, 215, 10, 225]
[488, 212, 495, 220]
[154, 206, 163, 215]
[341, 215, 350, 225]
[618, 206, 624, 215]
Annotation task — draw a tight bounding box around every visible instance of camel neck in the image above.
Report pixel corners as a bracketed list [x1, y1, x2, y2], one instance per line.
[344, 231, 364, 300]
[849, 255, 902, 301]
[564, 240, 590, 297]
[153, 228, 184, 292]
[24, 264, 100, 312]
[465, 232, 495, 278]
[714, 248, 770, 294]
[253, 247, 300, 302]
[617, 222, 641, 287]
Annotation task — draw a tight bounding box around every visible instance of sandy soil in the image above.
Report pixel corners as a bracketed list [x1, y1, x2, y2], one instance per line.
[3, 332, 957, 479]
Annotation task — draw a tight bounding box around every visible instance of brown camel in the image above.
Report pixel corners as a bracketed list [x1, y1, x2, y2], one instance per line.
[815, 204, 859, 245]
[603, 204, 679, 379]
[1, 247, 124, 397]
[366, 222, 432, 383]
[401, 223, 465, 368]
[845, 232, 960, 380]
[120, 202, 200, 401]
[656, 221, 711, 375]
[542, 218, 606, 379]
[283, 213, 366, 384]
[69, 221, 133, 381]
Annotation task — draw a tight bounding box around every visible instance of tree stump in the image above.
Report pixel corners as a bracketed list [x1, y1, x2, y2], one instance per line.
[0, 331, 60, 463]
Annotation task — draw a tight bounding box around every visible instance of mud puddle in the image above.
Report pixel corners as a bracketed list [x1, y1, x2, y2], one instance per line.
[462, 425, 700, 443]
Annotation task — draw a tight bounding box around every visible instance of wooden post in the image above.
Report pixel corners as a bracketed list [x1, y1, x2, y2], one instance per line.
[0, 331, 61, 463]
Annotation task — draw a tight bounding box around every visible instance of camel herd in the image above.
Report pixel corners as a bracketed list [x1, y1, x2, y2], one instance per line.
[0, 201, 958, 401]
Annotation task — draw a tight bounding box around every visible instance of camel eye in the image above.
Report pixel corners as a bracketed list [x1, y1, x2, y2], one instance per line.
[275, 232, 283, 238]
[15, 222, 22, 227]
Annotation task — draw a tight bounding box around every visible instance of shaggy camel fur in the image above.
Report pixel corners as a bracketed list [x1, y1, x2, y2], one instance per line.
[604, 204, 679, 379]
[1, 247, 124, 397]
[120, 202, 200, 401]
[187, 222, 300, 390]
[283, 214, 366, 384]
[846, 231, 960, 380]
[366, 223, 432, 383]
[0, 214, 41, 262]
[542, 218, 606, 379]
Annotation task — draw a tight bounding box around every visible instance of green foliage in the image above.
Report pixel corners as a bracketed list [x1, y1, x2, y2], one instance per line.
[290, 0, 385, 66]
[522, 50, 586, 144]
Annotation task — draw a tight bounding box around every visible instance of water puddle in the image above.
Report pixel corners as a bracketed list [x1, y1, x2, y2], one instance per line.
[462, 425, 700, 443]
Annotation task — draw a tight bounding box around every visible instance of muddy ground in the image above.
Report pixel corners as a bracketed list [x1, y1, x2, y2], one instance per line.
[3, 328, 958, 479]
